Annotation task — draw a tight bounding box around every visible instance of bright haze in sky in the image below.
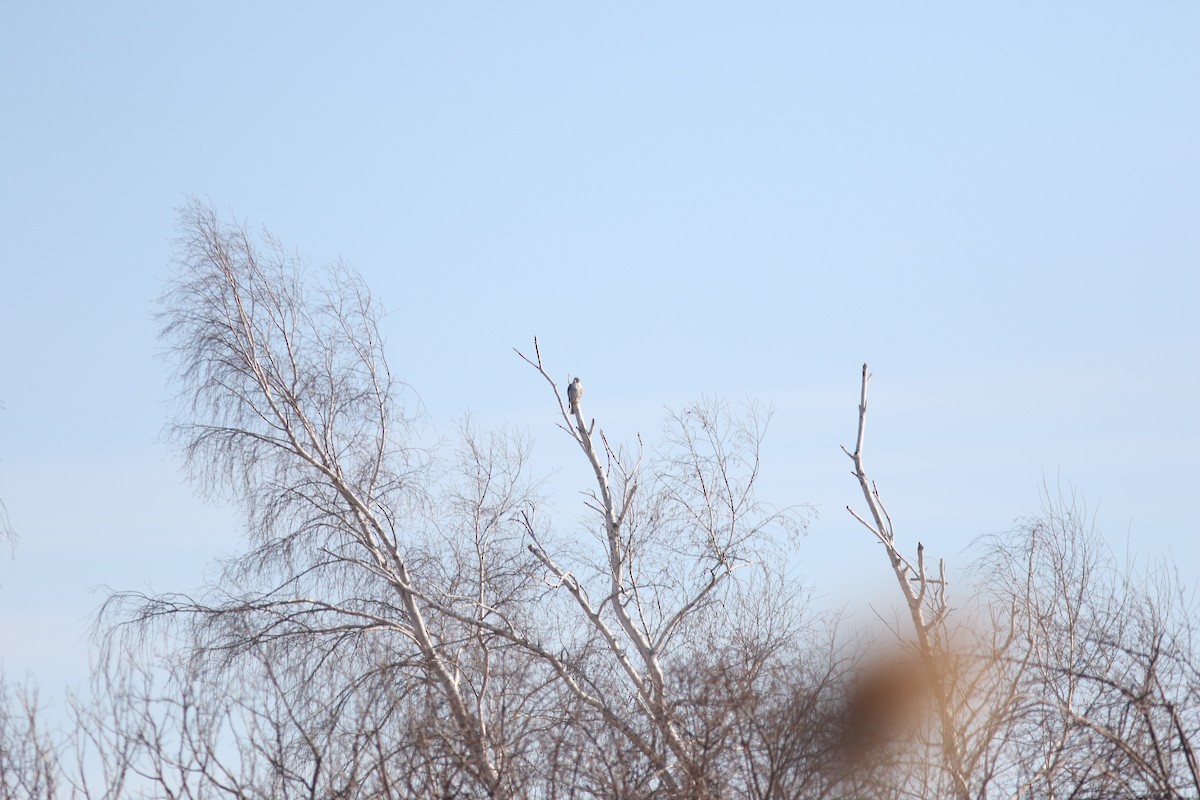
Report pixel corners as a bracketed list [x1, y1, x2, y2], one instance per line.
[1, 4, 1197, 695]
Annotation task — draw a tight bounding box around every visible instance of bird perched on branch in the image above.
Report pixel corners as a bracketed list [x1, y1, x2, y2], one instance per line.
[567, 377, 583, 414]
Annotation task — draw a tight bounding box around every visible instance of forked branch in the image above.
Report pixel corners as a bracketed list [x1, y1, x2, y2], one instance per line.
[842, 363, 969, 800]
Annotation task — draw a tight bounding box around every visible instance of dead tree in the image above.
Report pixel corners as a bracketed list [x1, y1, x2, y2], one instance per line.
[841, 364, 971, 800]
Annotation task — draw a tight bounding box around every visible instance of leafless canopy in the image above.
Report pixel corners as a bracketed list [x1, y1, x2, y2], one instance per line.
[3, 208, 1196, 800]
[99, 202, 817, 799]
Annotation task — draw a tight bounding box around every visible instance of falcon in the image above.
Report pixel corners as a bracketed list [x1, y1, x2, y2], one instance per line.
[567, 377, 583, 414]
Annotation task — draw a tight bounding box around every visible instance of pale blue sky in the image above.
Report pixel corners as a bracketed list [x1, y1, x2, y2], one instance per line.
[1, 4, 1197, 694]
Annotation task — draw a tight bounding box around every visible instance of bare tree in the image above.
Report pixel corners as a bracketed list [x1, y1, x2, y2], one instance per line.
[104, 202, 815, 800]
[0, 675, 60, 800]
[7, 209, 1194, 800]
[842, 366, 1200, 800]
[514, 342, 808, 798]
[840, 364, 972, 799]
[969, 492, 1200, 800]
[102, 199, 549, 799]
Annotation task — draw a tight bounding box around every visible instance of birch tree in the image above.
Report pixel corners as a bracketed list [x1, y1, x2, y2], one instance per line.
[107, 199, 542, 799]
[842, 365, 1200, 800]
[104, 201, 811, 799]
